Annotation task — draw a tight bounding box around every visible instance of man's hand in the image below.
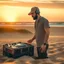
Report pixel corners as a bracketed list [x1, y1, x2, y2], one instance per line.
[27, 39, 33, 44]
[27, 35, 36, 44]
[40, 44, 46, 52]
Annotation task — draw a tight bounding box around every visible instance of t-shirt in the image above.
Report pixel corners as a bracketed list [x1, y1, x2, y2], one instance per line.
[35, 16, 50, 47]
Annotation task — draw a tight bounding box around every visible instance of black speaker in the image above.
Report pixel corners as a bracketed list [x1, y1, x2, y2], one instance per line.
[3, 42, 34, 58]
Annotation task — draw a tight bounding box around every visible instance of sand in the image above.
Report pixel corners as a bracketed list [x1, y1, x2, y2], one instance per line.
[0, 26, 64, 64]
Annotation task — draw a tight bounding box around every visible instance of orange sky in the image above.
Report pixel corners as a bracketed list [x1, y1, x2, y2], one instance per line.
[0, 1, 64, 22]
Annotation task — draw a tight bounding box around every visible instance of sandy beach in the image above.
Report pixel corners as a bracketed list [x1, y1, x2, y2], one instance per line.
[0, 26, 64, 64]
[0, 0, 64, 63]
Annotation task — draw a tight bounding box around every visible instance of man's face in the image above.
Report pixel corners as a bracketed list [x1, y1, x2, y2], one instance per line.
[31, 12, 38, 20]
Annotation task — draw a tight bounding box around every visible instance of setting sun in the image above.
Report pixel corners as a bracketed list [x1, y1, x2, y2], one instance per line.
[3, 12, 17, 22]
[1, 6, 19, 22]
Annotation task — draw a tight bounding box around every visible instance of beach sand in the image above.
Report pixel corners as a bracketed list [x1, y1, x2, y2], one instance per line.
[0, 27, 64, 64]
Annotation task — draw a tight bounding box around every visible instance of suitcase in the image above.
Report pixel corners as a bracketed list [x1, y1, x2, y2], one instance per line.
[3, 42, 34, 58]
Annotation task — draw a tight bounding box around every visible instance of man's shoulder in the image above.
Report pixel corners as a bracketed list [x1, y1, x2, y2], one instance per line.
[40, 16, 48, 20]
[40, 16, 49, 23]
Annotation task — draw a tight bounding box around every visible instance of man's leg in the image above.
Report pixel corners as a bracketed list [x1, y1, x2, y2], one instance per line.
[37, 44, 49, 59]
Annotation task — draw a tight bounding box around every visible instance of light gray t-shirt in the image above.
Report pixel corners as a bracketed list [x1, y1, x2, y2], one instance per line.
[35, 16, 50, 47]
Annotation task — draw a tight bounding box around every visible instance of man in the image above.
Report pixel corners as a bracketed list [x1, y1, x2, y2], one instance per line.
[27, 7, 50, 59]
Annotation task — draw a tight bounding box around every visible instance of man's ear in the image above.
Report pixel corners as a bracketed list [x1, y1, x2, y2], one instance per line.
[37, 13, 40, 16]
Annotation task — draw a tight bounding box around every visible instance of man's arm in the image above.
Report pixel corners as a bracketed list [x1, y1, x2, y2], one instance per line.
[44, 28, 50, 44]
[40, 19, 50, 52]
[40, 28, 50, 52]
[43, 19, 50, 44]
[31, 35, 36, 41]
[27, 35, 36, 43]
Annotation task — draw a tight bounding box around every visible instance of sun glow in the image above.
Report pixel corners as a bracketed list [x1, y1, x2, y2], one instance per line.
[3, 12, 17, 22]
[1, 6, 19, 22]
[0, 5, 64, 22]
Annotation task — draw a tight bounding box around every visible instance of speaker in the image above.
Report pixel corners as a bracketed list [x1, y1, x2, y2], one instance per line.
[3, 42, 34, 58]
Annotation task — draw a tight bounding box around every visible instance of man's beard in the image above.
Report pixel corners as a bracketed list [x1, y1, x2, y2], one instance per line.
[32, 15, 38, 20]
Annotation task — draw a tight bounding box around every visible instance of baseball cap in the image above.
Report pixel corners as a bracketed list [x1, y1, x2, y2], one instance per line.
[28, 7, 40, 15]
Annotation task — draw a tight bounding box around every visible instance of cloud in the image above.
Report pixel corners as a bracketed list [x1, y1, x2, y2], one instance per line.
[14, 0, 64, 3]
[0, 0, 64, 3]
[50, 0, 64, 3]
[0, 0, 12, 1]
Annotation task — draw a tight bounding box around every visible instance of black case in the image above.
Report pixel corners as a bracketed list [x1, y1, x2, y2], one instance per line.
[3, 42, 34, 58]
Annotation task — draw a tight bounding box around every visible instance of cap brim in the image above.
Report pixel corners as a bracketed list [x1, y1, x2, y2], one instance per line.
[28, 12, 32, 15]
[28, 11, 34, 15]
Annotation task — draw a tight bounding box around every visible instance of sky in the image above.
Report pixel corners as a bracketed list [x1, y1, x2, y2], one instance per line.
[0, 0, 64, 3]
[0, 0, 64, 22]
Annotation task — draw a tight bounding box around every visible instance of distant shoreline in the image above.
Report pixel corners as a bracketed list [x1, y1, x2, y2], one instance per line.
[0, 25, 64, 27]
[0, 22, 64, 27]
